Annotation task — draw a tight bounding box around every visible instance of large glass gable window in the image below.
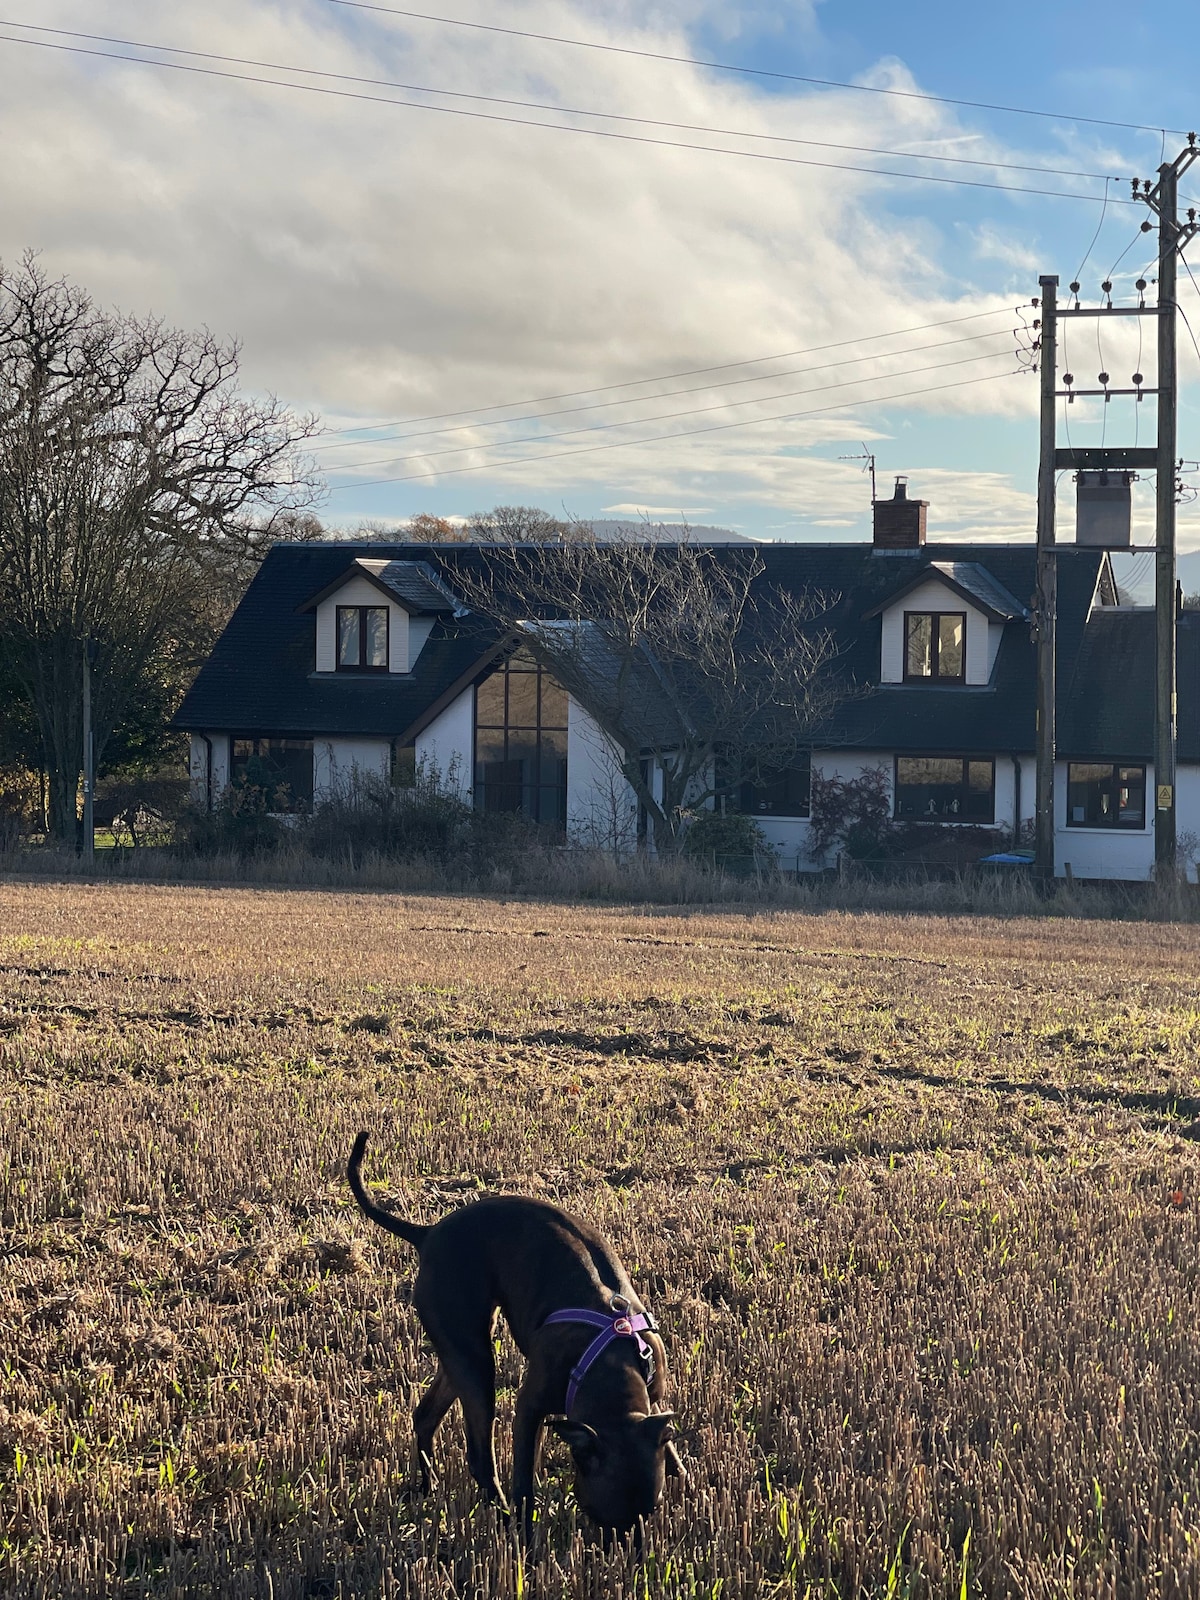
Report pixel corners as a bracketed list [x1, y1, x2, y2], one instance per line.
[231, 738, 313, 811]
[337, 605, 389, 671]
[904, 612, 965, 681]
[731, 754, 812, 818]
[474, 650, 568, 826]
[895, 756, 994, 822]
[1067, 763, 1146, 828]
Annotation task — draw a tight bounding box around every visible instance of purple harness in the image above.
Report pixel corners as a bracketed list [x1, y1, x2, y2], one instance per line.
[542, 1295, 658, 1416]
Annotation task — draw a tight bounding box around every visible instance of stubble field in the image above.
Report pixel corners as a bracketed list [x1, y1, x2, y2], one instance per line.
[3, 880, 1200, 1598]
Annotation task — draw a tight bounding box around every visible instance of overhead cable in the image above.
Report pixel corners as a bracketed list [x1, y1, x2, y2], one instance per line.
[324, 0, 1183, 138]
[314, 325, 1018, 453]
[0, 20, 1127, 185]
[330, 350, 1019, 478]
[0, 29, 1136, 205]
[327, 368, 1025, 488]
[324, 305, 1020, 436]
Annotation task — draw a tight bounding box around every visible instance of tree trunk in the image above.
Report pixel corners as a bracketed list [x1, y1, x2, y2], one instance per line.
[47, 759, 78, 844]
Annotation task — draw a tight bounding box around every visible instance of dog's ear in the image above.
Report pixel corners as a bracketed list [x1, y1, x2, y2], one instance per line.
[642, 1411, 675, 1450]
[547, 1417, 599, 1461]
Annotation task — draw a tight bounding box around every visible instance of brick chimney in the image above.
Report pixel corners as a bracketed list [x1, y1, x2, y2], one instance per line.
[872, 476, 927, 550]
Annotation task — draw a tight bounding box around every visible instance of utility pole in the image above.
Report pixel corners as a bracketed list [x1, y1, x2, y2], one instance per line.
[82, 640, 95, 866]
[1030, 139, 1197, 884]
[1137, 145, 1199, 878]
[1034, 276, 1058, 884]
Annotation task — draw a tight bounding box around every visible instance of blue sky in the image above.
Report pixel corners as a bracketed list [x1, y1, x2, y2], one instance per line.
[0, 0, 1196, 553]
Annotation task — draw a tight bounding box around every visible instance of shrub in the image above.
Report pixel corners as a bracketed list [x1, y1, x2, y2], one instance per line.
[808, 766, 893, 862]
[307, 764, 473, 865]
[175, 783, 290, 858]
[681, 808, 771, 875]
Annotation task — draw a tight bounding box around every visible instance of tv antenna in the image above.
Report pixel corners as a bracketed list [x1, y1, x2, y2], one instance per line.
[839, 444, 877, 503]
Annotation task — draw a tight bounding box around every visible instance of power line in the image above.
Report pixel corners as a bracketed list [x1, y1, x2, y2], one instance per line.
[325, 305, 1020, 437]
[0, 29, 1136, 206]
[0, 20, 1124, 185]
[313, 324, 1018, 453]
[327, 367, 1024, 489]
[325, 0, 1184, 139]
[328, 349, 1018, 477]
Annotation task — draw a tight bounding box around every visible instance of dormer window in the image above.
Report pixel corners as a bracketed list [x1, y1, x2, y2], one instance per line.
[337, 605, 389, 671]
[904, 611, 965, 682]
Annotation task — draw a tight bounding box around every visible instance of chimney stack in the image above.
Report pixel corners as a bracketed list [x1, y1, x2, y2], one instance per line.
[873, 476, 928, 550]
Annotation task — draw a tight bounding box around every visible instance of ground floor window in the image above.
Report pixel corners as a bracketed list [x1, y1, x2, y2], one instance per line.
[474, 650, 568, 826]
[231, 738, 313, 810]
[730, 753, 812, 818]
[1067, 763, 1146, 828]
[894, 756, 994, 823]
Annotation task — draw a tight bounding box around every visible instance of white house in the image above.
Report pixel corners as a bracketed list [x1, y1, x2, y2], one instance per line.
[176, 486, 1196, 882]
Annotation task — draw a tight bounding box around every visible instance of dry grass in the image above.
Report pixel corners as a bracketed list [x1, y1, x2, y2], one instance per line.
[3, 881, 1200, 1598]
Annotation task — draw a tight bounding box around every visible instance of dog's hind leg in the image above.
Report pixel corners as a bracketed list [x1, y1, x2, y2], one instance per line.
[416, 1303, 505, 1508]
[412, 1365, 456, 1491]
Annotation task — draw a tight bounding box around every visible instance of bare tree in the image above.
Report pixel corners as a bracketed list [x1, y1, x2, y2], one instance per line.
[0, 257, 321, 840]
[452, 531, 844, 854]
[465, 505, 580, 542]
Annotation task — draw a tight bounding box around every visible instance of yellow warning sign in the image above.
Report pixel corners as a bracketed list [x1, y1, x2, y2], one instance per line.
[1157, 785, 1174, 810]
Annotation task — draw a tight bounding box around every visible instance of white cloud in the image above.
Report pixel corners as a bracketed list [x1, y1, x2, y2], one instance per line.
[0, 0, 1141, 534]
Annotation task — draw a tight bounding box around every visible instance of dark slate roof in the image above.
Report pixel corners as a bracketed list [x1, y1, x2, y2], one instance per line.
[929, 561, 1027, 620]
[365, 559, 461, 614]
[175, 542, 505, 739]
[1059, 607, 1200, 763]
[297, 556, 459, 615]
[862, 559, 1027, 621]
[177, 538, 1182, 763]
[517, 620, 682, 747]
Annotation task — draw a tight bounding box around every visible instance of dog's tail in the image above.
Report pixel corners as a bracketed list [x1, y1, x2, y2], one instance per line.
[347, 1131, 430, 1251]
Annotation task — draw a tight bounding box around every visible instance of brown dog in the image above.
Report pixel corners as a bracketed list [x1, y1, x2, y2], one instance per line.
[347, 1131, 680, 1532]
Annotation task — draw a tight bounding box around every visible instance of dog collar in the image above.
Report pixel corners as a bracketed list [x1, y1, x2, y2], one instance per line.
[542, 1295, 658, 1415]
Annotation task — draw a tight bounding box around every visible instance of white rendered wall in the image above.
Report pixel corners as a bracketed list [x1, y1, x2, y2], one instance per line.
[1177, 766, 1200, 883]
[567, 698, 637, 854]
[879, 578, 992, 684]
[188, 733, 231, 805]
[414, 687, 474, 800]
[313, 737, 390, 801]
[1054, 759, 1154, 882]
[315, 575, 409, 673]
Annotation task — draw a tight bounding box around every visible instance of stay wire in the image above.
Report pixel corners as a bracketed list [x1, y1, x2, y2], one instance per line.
[0, 30, 1136, 206]
[324, 1, 1183, 138]
[312, 325, 1018, 453]
[323, 306, 1019, 436]
[327, 347, 1016, 472]
[327, 368, 1024, 489]
[0, 19, 1126, 185]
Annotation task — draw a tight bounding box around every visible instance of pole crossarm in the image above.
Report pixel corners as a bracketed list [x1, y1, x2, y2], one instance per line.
[1053, 447, 1159, 469]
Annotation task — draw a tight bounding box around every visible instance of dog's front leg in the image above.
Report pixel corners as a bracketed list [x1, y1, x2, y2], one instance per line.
[511, 1382, 549, 1540]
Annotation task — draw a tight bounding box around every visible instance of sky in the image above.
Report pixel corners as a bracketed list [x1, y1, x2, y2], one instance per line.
[0, 0, 1198, 559]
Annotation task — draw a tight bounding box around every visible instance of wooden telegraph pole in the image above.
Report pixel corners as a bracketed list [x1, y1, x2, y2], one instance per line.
[1138, 148, 1199, 877]
[1034, 276, 1058, 884]
[1032, 139, 1197, 884]
[82, 640, 95, 865]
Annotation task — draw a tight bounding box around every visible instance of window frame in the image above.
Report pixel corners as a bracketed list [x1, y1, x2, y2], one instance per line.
[473, 649, 569, 828]
[1066, 762, 1147, 830]
[726, 753, 812, 819]
[335, 604, 390, 673]
[893, 754, 996, 824]
[902, 610, 967, 683]
[230, 737, 314, 812]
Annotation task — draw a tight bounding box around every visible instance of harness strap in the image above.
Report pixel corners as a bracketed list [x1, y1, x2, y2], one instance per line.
[542, 1299, 658, 1416]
